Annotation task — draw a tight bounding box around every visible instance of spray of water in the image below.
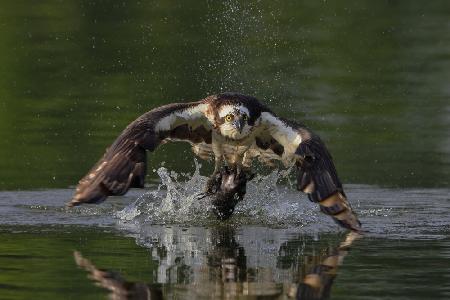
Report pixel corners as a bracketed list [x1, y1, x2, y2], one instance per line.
[116, 160, 320, 227]
[199, 0, 287, 102]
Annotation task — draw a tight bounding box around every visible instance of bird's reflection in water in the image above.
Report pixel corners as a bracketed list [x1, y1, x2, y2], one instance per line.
[292, 231, 360, 299]
[74, 251, 163, 300]
[74, 227, 361, 299]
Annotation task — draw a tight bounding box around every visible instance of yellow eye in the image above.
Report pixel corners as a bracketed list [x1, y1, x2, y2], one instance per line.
[225, 114, 234, 122]
[243, 114, 248, 121]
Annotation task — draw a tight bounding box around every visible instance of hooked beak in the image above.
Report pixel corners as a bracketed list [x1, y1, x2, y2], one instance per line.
[233, 117, 245, 133]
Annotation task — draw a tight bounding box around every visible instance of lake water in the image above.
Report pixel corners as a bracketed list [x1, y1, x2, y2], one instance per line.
[0, 1, 449, 299]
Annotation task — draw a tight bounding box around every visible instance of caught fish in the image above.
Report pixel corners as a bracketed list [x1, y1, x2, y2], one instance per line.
[199, 166, 254, 220]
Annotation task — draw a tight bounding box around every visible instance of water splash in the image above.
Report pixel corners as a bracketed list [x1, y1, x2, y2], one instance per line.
[1, 185, 449, 238]
[116, 160, 210, 224]
[116, 161, 319, 227]
[233, 169, 319, 227]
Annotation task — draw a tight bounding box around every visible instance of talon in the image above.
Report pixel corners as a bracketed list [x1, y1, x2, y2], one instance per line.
[196, 192, 211, 200]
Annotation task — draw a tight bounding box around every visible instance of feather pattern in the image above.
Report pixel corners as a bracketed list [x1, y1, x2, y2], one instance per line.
[258, 111, 361, 231]
[68, 101, 212, 207]
[68, 93, 361, 232]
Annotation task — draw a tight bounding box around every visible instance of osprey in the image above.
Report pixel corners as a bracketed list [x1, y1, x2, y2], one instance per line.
[68, 93, 361, 231]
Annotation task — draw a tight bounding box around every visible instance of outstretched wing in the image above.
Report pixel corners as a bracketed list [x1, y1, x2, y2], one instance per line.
[256, 112, 362, 232]
[68, 101, 212, 207]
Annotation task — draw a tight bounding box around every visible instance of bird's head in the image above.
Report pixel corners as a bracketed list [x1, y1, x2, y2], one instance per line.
[217, 104, 253, 140]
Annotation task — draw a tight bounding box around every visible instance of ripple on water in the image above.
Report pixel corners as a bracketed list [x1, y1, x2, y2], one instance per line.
[0, 162, 448, 240]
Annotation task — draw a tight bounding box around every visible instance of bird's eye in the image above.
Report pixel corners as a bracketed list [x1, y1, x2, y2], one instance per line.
[225, 114, 234, 122]
[243, 114, 248, 121]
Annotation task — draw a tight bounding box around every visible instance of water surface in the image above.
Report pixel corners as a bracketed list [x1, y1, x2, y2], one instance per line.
[0, 169, 449, 299]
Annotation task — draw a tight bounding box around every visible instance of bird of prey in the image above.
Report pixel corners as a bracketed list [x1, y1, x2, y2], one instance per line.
[67, 93, 361, 232]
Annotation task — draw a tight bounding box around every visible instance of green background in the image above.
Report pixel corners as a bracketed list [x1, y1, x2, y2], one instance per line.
[1, 0, 448, 190]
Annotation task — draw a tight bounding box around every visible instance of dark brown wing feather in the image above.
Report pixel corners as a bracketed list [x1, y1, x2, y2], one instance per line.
[68, 101, 211, 207]
[295, 134, 361, 232]
[295, 136, 343, 199]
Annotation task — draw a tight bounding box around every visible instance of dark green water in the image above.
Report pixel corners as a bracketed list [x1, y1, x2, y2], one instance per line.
[1, 225, 449, 300]
[0, 1, 449, 299]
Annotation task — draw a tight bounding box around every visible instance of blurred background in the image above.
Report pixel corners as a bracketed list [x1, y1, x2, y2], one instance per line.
[0, 0, 449, 190]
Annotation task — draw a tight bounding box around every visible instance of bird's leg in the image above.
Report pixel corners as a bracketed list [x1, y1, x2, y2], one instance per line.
[207, 158, 224, 193]
[234, 147, 256, 182]
[236, 165, 253, 179]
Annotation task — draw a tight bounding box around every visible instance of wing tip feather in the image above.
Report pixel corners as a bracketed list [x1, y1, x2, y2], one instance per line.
[67, 180, 111, 207]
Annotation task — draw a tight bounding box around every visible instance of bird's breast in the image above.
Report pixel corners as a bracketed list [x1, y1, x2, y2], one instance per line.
[221, 143, 252, 165]
[212, 132, 254, 165]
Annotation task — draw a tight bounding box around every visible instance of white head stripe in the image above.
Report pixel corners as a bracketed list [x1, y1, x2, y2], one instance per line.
[218, 105, 250, 118]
